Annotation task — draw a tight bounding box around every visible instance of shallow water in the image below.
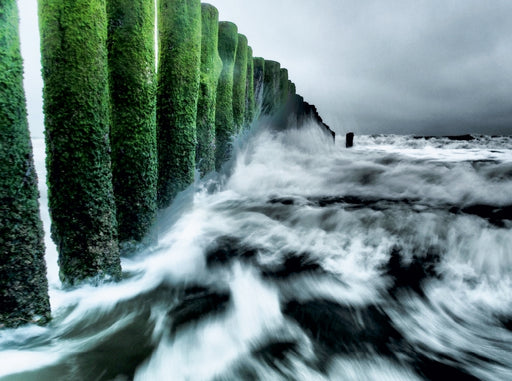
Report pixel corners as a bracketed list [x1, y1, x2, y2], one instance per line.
[2, 125, 512, 380]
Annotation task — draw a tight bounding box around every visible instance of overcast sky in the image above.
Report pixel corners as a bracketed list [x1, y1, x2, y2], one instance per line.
[18, 0, 512, 136]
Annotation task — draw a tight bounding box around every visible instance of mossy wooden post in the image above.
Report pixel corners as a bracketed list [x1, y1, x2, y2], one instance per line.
[107, 0, 157, 247]
[196, 3, 222, 176]
[215, 21, 238, 170]
[279, 68, 289, 107]
[0, 0, 50, 327]
[288, 80, 296, 97]
[157, 0, 201, 208]
[292, 94, 305, 125]
[253, 57, 265, 113]
[289, 93, 301, 125]
[262, 60, 280, 115]
[244, 46, 255, 128]
[232, 34, 247, 132]
[39, 0, 121, 285]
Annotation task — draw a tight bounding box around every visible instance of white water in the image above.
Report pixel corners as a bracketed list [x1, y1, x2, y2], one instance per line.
[1, 124, 512, 380]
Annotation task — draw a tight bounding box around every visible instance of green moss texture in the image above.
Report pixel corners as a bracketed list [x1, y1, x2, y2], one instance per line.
[107, 0, 157, 245]
[196, 3, 222, 176]
[288, 80, 296, 96]
[39, 0, 121, 285]
[244, 46, 255, 127]
[157, 0, 201, 208]
[252, 57, 265, 114]
[0, 0, 50, 327]
[232, 33, 248, 132]
[214, 21, 238, 170]
[262, 60, 280, 115]
[279, 68, 289, 106]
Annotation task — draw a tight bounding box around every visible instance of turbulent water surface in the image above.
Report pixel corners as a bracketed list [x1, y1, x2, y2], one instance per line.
[1, 124, 512, 380]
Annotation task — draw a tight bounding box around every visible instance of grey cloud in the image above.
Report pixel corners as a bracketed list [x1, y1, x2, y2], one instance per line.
[19, 0, 512, 136]
[209, 0, 512, 135]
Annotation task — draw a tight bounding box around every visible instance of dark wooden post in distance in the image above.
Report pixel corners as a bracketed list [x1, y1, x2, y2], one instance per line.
[346, 132, 354, 148]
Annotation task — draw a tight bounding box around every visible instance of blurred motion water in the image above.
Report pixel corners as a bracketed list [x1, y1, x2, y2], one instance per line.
[1, 124, 511, 380]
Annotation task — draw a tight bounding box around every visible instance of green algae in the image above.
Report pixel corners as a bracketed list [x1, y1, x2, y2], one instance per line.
[232, 33, 248, 132]
[0, 0, 50, 327]
[39, 0, 121, 285]
[214, 21, 238, 170]
[244, 46, 255, 128]
[252, 57, 265, 114]
[157, 0, 202, 208]
[107, 0, 157, 245]
[288, 80, 296, 97]
[196, 3, 222, 176]
[262, 59, 281, 115]
[279, 68, 289, 106]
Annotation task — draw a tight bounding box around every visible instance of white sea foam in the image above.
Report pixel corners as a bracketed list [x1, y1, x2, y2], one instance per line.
[1, 130, 510, 380]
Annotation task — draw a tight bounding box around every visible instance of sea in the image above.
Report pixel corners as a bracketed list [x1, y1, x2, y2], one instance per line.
[1, 122, 511, 380]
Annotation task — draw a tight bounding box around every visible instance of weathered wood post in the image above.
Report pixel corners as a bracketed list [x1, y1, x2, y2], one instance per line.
[196, 3, 222, 176]
[262, 60, 281, 115]
[157, 0, 201, 207]
[288, 80, 296, 97]
[253, 57, 265, 113]
[346, 132, 354, 148]
[279, 68, 289, 107]
[244, 46, 255, 128]
[39, 0, 121, 285]
[107, 0, 157, 247]
[1, 0, 50, 327]
[232, 33, 248, 132]
[214, 21, 238, 170]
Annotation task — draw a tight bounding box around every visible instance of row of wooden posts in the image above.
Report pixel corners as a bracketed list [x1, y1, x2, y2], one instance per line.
[0, 0, 326, 328]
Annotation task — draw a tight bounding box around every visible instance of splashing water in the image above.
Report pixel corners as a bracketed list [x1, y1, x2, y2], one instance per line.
[1, 124, 512, 380]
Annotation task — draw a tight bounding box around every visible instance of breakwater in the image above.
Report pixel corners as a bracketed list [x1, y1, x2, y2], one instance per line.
[1, 1, 332, 326]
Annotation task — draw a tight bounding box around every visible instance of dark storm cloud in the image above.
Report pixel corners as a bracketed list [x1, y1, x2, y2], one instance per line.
[208, 0, 512, 135]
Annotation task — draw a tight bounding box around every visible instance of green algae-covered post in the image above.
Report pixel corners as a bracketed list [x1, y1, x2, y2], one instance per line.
[244, 46, 255, 127]
[262, 60, 281, 115]
[279, 68, 289, 106]
[157, 0, 201, 207]
[296, 94, 307, 124]
[107, 0, 157, 246]
[253, 57, 265, 112]
[232, 34, 248, 132]
[215, 21, 238, 170]
[0, 0, 50, 327]
[196, 3, 222, 176]
[39, 0, 121, 284]
[288, 80, 296, 97]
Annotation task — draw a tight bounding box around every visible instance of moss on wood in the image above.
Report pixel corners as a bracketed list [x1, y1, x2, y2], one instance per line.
[214, 21, 238, 170]
[157, 0, 202, 208]
[196, 3, 222, 176]
[244, 46, 255, 128]
[288, 80, 296, 96]
[262, 60, 280, 115]
[279, 68, 289, 106]
[252, 57, 265, 114]
[39, 0, 121, 285]
[107, 0, 157, 245]
[232, 33, 247, 132]
[0, 0, 50, 327]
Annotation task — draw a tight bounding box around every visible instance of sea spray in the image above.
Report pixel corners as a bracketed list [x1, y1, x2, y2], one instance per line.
[2, 130, 511, 380]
